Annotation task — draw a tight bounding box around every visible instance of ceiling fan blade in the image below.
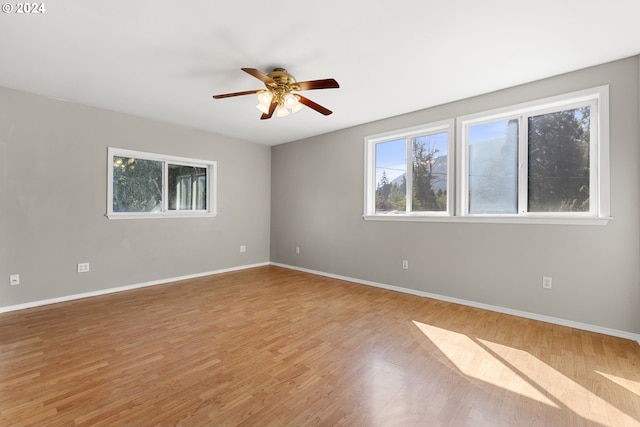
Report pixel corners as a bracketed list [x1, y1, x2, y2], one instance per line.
[294, 78, 340, 91]
[212, 89, 261, 99]
[242, 68, 276, 85]
[297, 95, 333, 116]
[260, 102, 277, 120]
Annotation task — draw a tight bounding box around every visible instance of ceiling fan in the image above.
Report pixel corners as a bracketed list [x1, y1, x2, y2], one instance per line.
[212, 68, 339, 120]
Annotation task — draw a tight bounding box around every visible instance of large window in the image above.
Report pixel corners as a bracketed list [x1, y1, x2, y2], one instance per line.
[107, 148, 217, 219]
[365, 86, 610, 224]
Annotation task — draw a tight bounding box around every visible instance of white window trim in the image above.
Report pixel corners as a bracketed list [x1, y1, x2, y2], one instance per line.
[107, 147, 217, 220]
[364, 86, 611, 225]
[364, 120, 455, 218]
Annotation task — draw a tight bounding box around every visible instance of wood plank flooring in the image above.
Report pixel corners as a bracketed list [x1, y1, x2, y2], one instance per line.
[1, 265, 640, 426]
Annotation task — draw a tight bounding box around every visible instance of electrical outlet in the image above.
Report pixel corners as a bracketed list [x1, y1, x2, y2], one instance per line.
[542, 276, 552, 289]
[77, 263, 90, 273]
[240, 245, 246, 253]
[10, 274, 19, 286]
[295, 246, 300, 254]
[402, 260, 409, 270]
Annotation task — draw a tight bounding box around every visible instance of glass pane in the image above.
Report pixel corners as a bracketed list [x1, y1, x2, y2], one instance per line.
[468, 119, 518, 214]
[412, 132, 448, 212]
[168, 165, 207, 211]
[375, 139, 406, 213]
[528, 107, 590, 212]
[196, 176, 207, 210]
[112, 156, 162, 213]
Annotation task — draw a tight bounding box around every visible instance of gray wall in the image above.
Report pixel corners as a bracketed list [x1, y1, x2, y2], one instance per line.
[0, 86, 271, 308]
[2, 57, 639, 336]
[271, 56, 640, 334]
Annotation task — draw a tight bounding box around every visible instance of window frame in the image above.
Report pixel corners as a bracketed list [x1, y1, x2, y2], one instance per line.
[107, 147, 217, 220]
[364, 86, 611, 225]
[364, 120, 455, 218]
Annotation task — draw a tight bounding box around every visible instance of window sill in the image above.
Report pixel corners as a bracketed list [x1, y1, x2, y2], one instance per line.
[106, 212, 217, 220]
[363, 214, 612, 226]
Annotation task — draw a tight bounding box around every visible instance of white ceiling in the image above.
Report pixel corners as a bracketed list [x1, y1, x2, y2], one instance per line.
[2, 1, 640, 146]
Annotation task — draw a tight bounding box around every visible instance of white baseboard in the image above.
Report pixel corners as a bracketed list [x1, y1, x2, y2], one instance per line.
[0, 262, 270, 314]
[271, 262, 640, 344]
[4, 261, 638, 345]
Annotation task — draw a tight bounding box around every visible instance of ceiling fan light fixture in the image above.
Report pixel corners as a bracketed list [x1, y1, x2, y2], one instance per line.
[283, 92, 298, 108]
[256, 90, 274, 114]
[257, 90, 273, 105]
[290, 95, 304, 114]
[256, 102, 271, 114]
[276, 104, 290, 117]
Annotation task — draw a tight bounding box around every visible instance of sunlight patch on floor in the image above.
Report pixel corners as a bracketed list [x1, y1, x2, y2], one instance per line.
[413, 320, 640, 426]
[413, 321, 557, 407]
[596, 370, 640, 398]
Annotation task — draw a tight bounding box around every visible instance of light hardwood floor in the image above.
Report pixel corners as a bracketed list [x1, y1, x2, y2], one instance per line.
[1, 266, 640, 426]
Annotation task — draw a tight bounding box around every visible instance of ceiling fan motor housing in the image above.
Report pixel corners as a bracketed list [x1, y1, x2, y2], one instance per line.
[266, 68, 297, 87]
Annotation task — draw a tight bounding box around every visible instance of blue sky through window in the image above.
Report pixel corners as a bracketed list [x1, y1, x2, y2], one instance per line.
[375, 138, 406, 186]
[469, 120, 511, 144]
[375, 133, 449, 187]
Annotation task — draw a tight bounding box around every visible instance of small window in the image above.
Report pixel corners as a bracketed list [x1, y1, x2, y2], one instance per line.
[365, 120, 455, 217]
[107, 148, 217, 219]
